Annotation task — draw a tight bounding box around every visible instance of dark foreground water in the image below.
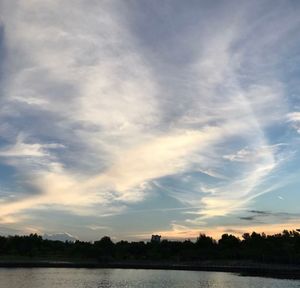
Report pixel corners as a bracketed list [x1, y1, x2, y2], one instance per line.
[0, 268, 299, 288]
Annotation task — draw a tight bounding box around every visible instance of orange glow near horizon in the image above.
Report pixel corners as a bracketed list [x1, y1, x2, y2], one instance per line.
[139, 221, 300, 241]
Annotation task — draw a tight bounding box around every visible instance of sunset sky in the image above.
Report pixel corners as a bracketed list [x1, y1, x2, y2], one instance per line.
[0, 0, 300, 241]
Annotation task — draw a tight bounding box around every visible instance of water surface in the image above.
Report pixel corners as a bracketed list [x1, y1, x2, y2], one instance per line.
[0, 268, 299, 288]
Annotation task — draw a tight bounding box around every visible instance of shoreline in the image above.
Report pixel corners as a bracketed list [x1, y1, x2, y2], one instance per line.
[0, 261, 299, 279]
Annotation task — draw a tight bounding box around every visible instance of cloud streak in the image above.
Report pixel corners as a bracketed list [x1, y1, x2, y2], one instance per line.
[287, 112, 300, 133]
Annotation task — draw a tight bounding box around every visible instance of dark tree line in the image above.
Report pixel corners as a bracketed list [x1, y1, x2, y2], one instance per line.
[0, 230, 299, 264]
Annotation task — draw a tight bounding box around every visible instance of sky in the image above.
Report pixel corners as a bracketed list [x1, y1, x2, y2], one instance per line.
[0, 0, 300, 242]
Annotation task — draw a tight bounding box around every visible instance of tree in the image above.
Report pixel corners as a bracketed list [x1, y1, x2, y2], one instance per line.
[94, 236, 115, 261]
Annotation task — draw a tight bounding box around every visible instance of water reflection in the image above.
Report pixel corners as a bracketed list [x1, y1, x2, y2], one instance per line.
[0, 268, 299, 288]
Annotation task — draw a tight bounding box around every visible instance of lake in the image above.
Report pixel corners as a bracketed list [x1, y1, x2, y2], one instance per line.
[0, 268, 299, 287]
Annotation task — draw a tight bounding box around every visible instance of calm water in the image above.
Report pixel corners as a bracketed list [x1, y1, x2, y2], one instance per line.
[0, 268, 299, 288]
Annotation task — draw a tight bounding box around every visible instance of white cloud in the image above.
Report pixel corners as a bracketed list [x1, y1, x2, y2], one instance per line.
[0, 134, 64, 158]
[87, 225, 109, 231]
[0, 128, 221, 219]
[287, 112, 300, 133]
[288, 112, 300, 122]
[223, 144, 286, 163]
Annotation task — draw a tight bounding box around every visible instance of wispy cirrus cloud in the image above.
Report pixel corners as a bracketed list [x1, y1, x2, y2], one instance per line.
[0, 134, 64, 158]
[0, 0, 300, 239]
[287, 112, 300, 133]
[223, 144, 286, 163]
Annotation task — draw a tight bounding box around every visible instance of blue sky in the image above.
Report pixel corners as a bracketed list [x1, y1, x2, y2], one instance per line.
[0, 0, 300, 241]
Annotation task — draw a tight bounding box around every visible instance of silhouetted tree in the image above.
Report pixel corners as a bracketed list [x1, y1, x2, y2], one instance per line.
[94, 236, 114, 261]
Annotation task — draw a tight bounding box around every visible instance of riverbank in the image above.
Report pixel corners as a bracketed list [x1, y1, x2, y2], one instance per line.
[0, 260, 299, 279]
